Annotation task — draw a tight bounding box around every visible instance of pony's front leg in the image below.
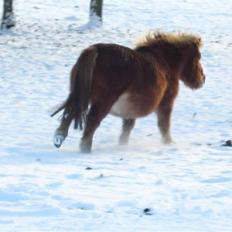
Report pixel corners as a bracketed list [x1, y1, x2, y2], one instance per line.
[156, 107, 173, 144]
[119, 119, 135, 145]
[54, 115, 72, 148]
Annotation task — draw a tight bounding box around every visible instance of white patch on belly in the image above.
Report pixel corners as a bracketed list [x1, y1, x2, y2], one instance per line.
[110, 93, 134, 118]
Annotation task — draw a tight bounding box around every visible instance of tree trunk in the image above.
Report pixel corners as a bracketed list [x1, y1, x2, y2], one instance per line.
[89, 0, 103, 25]
[1, 0, 15, 29]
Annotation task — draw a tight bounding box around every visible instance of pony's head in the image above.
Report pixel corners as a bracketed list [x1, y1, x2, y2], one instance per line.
[179, 36, 205, 89]
[135, 31, 205, 89]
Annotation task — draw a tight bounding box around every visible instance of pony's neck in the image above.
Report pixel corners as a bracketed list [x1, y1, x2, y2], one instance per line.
[140, 45, 185, 76]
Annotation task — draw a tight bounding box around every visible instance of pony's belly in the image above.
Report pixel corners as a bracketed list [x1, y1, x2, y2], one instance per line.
[110, 93, 137, 119]
[110, 93, 151, 119]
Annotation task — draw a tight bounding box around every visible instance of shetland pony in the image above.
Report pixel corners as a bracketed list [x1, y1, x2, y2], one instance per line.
[51, 31, 205, 153]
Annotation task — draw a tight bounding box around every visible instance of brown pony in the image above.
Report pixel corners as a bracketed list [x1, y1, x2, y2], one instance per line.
[51, 31, 205, 153]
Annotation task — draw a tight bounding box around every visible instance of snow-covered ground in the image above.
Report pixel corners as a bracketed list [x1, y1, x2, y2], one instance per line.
[0, 0, 232, 231]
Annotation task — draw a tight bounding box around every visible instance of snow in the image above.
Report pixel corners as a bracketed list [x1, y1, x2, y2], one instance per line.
[0, 0, 232, 231]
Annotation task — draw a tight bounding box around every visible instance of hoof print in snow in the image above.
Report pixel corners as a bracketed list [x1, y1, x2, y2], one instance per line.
[192, 142, 202, 146]
[192, 112, 197, 118]
[86, 167, 93, 170]
[222, 140, 232, 147]
[147, 133, 153, 137]
[143, 208, 153, 215]
[76, 203, 95, 211]
[99, 174, 104, 178]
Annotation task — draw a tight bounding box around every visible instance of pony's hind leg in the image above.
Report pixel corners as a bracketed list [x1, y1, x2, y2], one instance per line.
[80, 102, 114, 153]
[54, 115, 72, 148]
[119, 119, 135, 145]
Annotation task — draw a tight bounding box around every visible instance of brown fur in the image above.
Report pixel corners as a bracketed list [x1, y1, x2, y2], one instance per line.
[52, 31, 205, 153]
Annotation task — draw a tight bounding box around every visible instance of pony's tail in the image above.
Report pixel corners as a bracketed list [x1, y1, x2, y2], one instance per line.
[51, 46, 98, 130]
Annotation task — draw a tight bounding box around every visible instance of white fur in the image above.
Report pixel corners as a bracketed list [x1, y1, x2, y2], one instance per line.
[110, 93, 135, 119]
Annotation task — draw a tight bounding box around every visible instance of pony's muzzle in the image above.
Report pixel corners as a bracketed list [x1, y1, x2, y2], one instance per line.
[200, 67, 206, 83]
[203, 74, 206, 83]
[201, 74, 206, 86]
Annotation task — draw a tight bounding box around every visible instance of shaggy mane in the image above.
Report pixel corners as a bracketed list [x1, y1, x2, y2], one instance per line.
[135, 31, 202, 49]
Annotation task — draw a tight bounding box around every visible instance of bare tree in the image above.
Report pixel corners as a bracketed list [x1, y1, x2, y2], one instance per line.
[1, 0, 15, 29]
[89, 0, 103, 26]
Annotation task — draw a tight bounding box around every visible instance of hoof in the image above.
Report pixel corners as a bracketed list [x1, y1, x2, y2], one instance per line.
[79, 137, 92, 153]
[118, 139, 129, 146]
[118, 135, 129, 146]
[54, 133, 66, 148]
[79, 141, 92, 153]
[80, 145, 91, 153]
[161, 137, 173, 144]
